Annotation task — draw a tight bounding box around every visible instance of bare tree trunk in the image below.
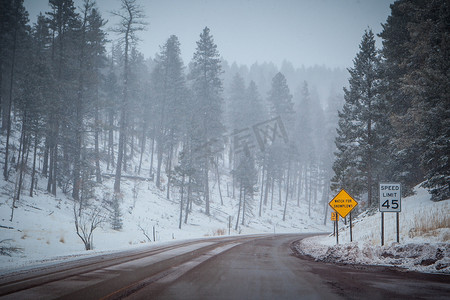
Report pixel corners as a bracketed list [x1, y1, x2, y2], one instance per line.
[73, 8, 89, 200]
[130, 121, 134, 164]
[114, 109, 125, 193]
[94, 91, 101, 183]
[138, 123, 146, 174]
[30, 132, 38, 197]
[184, 176, 192, 224]
[3, 22, 18, 181]
[215, 159, 223, 205]
[107, 109, 114, 170]
[264, 171, 270, 206]
[259, 166, 265, 217]
[51, 122, 58, 196]
[149, 127, 155, 178]
[308, 167, 312, 217]
[270, 177, 274, 210]
[367, 99, 373, 206]
[235, 184, 242, 230]
[72, 93, 83, 200]
[283, 159, 291, 221]
[232, 159, 235, 199]
[241, 190, 246, 226]
[166, 144, 173, 199]
[204, 159, 210, 216]
[47, 141, 53, 193]
[114, 15, 132, 193]
[123, 121, 128, 172]
[278, 178, 282, 206]
[297, 166, 302, 206]
[179, 174, 185, 229]
[42, 136, 49, 176]
[16, 118, 29, 203]
[156, 144, 163, 188]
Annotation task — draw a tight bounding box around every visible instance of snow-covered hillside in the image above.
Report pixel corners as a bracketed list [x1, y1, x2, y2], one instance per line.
[296, 186, 450, 274]
[0, 166, 329, 272]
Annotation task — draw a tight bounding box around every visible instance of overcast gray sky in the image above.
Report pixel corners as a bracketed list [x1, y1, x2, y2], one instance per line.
[24, 0, 394, 69]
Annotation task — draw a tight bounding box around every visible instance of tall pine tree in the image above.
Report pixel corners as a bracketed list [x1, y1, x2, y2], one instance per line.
[332, 29, 387, 206]
[189, 27, 224, 216]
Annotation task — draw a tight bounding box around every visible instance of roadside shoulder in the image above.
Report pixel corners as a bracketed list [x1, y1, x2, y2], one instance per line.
[292, 235, 450, 275]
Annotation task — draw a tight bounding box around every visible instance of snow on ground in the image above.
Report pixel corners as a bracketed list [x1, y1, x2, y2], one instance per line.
[295, 186, 450, 274]
[0, 165, 329, 272]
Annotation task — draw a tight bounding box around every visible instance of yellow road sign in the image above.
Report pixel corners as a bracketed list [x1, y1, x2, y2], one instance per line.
[329, 189, 358, 218]
[331, 211, 339, 221]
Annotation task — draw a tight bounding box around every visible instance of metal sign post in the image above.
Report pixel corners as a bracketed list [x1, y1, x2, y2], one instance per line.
[381, 212, 384, 246]
[396, 212, 399, 243]
[336, 218, 339, 245]
[350, 211, 353, 242]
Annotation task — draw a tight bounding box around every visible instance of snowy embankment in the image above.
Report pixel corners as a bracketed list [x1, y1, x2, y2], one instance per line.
[295, 186, 450, 274]
[0, 166, 328, 272]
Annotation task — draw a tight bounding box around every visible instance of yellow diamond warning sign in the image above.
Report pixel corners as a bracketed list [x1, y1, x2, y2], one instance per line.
[329, 189, 358, 218]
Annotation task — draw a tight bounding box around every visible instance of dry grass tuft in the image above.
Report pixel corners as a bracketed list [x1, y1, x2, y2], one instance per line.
[213, 228, 226, 236]
[409, 202, 449, 240]
[204, 228, 227, 237]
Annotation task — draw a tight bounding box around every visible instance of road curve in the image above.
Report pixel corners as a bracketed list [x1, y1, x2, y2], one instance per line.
[127, 234, 450, 300]
[0, 234, 448, 300]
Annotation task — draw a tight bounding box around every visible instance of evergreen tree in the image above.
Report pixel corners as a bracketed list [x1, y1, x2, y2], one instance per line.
[267, 72, 294, 126]
[2, 0, 29, 181]
[85, 6, 107, 184]
[110, 194, 123, 230]
[151, 35, 186, 193]
[45, 0, 80, 196]
[380, 0, 449, 200]
[227, 73, 246, 131]
[401, 0, 449, 201]
[28, 14, 53, 197]
[332, 29, 387, 206]
[245, 80, 266, 127]
[233, 149, 257, 228]
[188, 27, 224, 216]
[264, 72, 293, 211]
[379, 0, 425, 195]
[111, 0, 146, 194]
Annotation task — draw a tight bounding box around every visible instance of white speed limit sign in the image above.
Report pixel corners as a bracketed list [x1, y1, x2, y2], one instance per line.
[379, 183, 401, 212]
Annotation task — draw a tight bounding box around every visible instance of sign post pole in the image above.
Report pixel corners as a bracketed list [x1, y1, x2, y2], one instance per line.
[381, 212, 384, 246]
[396, 212, 399, 243]
[350, 211, 353, 242]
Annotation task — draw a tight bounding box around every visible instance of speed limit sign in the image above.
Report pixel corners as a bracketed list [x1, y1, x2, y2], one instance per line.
[379, 183, 401, 212]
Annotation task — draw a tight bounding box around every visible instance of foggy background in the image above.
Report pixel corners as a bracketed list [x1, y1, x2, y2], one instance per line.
[24, 0, 394, 68]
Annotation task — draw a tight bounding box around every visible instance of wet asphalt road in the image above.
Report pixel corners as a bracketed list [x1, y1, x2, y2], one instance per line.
[1, 234, 448, 299]
[127, 234, 450, 300]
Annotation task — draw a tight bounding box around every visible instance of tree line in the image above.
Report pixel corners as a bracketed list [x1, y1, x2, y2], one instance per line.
[1, 0, 447, 236]
[332, 0, 449, 204]
[1, 0, 341, 230]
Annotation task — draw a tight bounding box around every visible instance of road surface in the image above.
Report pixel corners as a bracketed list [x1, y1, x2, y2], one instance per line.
[0, 234, 448, 299]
